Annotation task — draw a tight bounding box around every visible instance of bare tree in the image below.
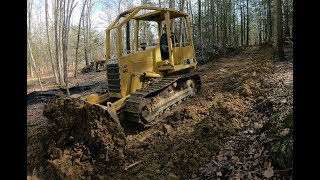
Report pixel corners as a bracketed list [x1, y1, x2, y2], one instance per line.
[28, 39, 44, 91]
[198, 0, 203, 56]
[179, 0, 185, 46]
[28, 0, 43, 90]
[74, 0, 88, 77]
[54, 0, 63, 84]
[267, 0, 272, 42]
[62, 0, 77, 95]
[273, 0, 285, 61]
[258, 0, 262, 44]
[169, 0, 175, 9]
[27, 0, 34, 78]
[284, 0, 290, 37]
[45, 0, 59, 84]
[84, 0, 92, 66]
[240, 0, 244, 46]
[221, 0, 227, 53]
[246, 0, 249, 45]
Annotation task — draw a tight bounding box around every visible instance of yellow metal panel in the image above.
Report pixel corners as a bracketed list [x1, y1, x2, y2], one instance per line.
[158, 65, 174, 71]
[157, 60, 169, 67]
[118, 46, 163, 96]
[144, 72, 162, 78]
[185, 16, 196, 62]
[130, 74, 143, 94]
[113, 95, 130, 111]
[169, 63, 197, 73]
[172, 46, 195, 64]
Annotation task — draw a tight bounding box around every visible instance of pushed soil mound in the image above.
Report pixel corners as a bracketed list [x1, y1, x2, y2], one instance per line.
[42, 97, 126, 179]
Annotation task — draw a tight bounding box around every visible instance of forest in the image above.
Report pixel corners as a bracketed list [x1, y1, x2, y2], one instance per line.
[27, 0, 292, 91]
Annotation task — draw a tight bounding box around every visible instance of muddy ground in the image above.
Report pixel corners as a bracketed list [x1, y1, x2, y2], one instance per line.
[27, 44, 293, 179]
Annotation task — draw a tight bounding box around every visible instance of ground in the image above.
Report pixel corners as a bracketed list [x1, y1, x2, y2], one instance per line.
[27, 44, 293, 179]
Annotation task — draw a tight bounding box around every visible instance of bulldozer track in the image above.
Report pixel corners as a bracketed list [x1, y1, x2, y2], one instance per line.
[125, 72, 201, 127]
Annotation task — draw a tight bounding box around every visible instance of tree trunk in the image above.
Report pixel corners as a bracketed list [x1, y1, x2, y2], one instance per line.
[27, 0, 34, 78]
[273, 0, 285, 61]
[216, 0, 219, 45]
[267, 0, 272, 42]
[28, 38, 43, 91]
[29, 61, 34, 77]
[62, 0, 77, 95]
[45, 0, 59, 84]
[59, 0, 64, 83]
[83, 12, 89, 66]
[264, 2, 268, 41]
[84, 0, 92, 66]
[240, 0, 243, 46]
[246, 0, 249, 45]
[179, 0, 185, 47]
[189, 0, 195, 42]
[169, 0, 176, 33]
[259, 0, 262, 44]
[28, 0, 43, 90]
[54, 0, 63, 85]
[210, 0, 215, 44]
[228, 0, 232, 46]
[222, 0, 227, 54]
[233, 2, 237, 46]
[74, 0, 88, 77]
[169, 0, 175, 9]
[284, 0, 290, 37]
[198, 0, 203, 56]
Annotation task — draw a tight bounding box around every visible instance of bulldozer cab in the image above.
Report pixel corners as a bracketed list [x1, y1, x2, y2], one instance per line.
[106, 7, 196, 70]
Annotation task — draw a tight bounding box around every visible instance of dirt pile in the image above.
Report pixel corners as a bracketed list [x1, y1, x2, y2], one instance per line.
[42, 97, 126, 179]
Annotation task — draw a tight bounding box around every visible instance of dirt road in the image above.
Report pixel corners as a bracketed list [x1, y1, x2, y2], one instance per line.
[27, 44, 293, 179]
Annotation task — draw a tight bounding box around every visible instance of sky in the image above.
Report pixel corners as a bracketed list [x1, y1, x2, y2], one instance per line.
[29, 0, 141, 33]
[29, 0, 199, 33]
[71, 0, 142, 32]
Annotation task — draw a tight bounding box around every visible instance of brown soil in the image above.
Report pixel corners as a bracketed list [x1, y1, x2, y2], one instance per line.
[27, 44, 293, 179]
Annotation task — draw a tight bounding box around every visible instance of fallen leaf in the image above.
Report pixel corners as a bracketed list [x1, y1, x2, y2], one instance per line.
[263, 168, 274, 178]
[264, 161, 271, 169]
[234, 172, 243, 180]
[259, 133, 266, 140]
[216, 154, 224, 162]
[280, 128, 290, 136]
[263, 161, 274, 178]
[254, 122, 262, 129]
[231, 156, 239, 164]
[216, 171, 222, 177]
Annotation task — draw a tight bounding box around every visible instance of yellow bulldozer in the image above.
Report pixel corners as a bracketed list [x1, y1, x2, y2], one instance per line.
[64, 6, 201, 127]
